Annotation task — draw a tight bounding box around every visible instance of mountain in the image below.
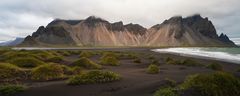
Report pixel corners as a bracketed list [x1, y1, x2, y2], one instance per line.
[20, 15, 236, 47]
[0, 38, 24, 46]
[144, 15, 236, 46]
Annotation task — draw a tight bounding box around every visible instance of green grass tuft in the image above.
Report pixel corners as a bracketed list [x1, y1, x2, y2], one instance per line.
[70, 66, 83, 75]
[79, 51, 92, 58]
[47, 56, 64, 63]
[206, 63, 223, 71]
[100, 56, 120, 66]
[0, 84, 27, 96]
[72, 57, 102, 69]
[8, 57, 45, 68]
[67, 70, 120, 85]
[148, 55, 155, 60]
[180, 72, 240, 96]
[166, 58, 202, 67]
[154, 87, 178, 96]
[31, 63, 68, 81]
[164, 78, 177, 87]
[101, 52, 118, 59]
[154, 72, 240, 96]
[0, 63, 25, 82]
[146, 64, 159, 74]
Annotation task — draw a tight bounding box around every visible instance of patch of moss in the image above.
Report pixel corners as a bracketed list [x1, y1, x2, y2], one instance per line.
[100, 56, 120, 66]
[70, 66, 83, 75]
[166, 58, 202, 67]
[56, 50, 71, 56]
[154, 72, 240, 96]
[47, 56, 64, 63]
[180, 72, 240, 96]
[67, 70, 120, 85]
[68, 50, 82, 55]
[60, 64, 74, 75]
[0, 84, 27, 96]
[164, 78, 177, 87]
[72, 57, 101, 69]
[1, 51, 38, 61]
[31, 63, 67, 81]
[0, 63, 25, 82]
[8, 57, 45, 68]
[1, 50, 60, 62]
[166, 57, 173, 63]
[166, 57, 181, 65]
[206, 63, 223, 71]
[101, 52, 118, 59]
[146, 64, 159, 74]
[166, 60, 182, 65]
[148, 55, 155, 60]
[181, 59, 201, 67]
[31, 50, 57, 60]
[79, 51, 92, 58]
[125, 53, 138, 59]
[154, 87, 178, 96]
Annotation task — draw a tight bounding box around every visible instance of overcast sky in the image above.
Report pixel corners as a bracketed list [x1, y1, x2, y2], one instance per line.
[0, 0, 239, 44]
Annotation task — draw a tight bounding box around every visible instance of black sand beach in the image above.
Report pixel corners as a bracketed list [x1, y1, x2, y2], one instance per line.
[12, 48, 240, 96]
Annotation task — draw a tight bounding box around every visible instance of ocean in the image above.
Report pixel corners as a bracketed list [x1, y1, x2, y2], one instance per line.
[153, 47, 240, 64]
[231, 38, 240, 45]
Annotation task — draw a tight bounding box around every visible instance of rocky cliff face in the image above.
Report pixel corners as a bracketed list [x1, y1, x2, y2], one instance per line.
[144, 14, 235, 46]
[20, 15, 236, 47]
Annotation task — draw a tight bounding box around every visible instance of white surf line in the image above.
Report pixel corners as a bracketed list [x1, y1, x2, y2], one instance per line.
[152, 48, 240, 64]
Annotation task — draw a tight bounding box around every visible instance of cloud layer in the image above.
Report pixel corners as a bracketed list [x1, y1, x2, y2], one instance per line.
[0, 0, 239, 42]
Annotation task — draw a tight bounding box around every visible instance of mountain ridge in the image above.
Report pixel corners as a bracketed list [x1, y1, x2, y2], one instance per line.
[20, 14, 236, 47]
[0, 38, 24, 46]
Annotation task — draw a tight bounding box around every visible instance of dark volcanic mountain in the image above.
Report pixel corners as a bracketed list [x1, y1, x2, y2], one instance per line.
[20, 15, 236, 47]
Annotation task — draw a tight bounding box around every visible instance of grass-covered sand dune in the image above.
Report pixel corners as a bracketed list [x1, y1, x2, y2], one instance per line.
[0, 48, 240, 96]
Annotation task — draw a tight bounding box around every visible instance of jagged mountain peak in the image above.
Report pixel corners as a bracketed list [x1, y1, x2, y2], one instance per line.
[83, 16, 109, 27]
[124, 23, 147, 35]
[85, 16, 108, 23]
[220, 33, 226, 37]
[186, 14, 202, 20]
[124, 23, 143, 28]
[218, 33, 235, 45]
[113, 21, 124, 25]
[164, 16, 183, 23]
[20, 15, 236, 47]
[47, 19, 82, 27]
[109, 21, 125, 31]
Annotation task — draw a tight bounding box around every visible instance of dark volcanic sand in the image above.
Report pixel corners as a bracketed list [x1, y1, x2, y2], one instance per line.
[17, 49, 240, 96]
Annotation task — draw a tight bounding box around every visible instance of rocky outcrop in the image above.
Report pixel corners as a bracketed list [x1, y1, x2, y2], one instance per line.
[144, 14, 234, 47]
[219, 33, 235, 45]
[20, 15, 236, 47]
[183, 14, 218, 38]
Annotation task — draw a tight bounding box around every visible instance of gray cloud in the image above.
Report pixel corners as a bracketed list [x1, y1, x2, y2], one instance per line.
[0, 0, 239, 42]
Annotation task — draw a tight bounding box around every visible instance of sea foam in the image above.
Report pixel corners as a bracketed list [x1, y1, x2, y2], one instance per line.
[153, 48, 240, 64]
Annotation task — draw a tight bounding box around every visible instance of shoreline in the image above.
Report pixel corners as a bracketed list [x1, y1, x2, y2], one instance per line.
[11, 46, 239, 50]
[152, 48, 240, 64]
[152, 50, 240, 64]
[11, 47, 240, 65]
